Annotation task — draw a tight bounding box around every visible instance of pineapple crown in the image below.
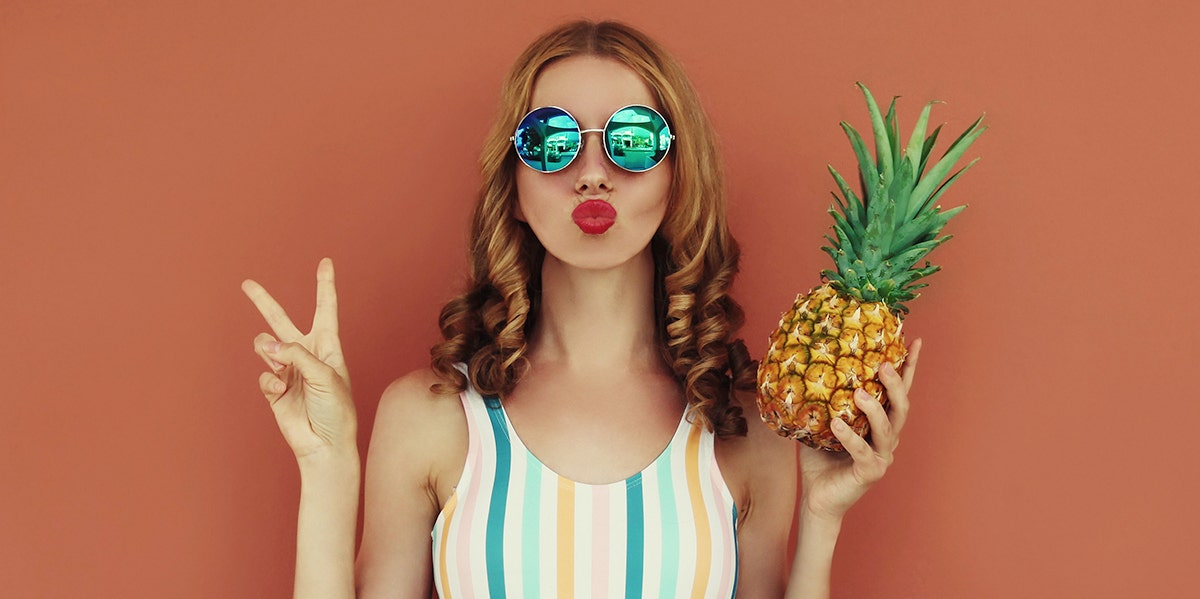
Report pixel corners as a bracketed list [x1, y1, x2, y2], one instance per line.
[822, 82, 986, 314]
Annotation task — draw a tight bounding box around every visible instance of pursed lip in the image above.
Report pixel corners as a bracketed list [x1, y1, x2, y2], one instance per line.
[571, 199, 616, 235]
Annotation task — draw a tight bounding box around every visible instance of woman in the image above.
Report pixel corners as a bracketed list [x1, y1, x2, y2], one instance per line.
[243, 20, 918, 599]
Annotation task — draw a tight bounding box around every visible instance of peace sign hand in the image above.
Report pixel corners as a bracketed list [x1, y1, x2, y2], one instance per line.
[242, 258, 356, 461]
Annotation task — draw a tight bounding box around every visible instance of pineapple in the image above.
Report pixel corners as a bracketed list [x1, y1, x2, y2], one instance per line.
[757, 83, 985, 451]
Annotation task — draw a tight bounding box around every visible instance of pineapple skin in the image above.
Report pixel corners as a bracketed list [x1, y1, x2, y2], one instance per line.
[757, 283, 907, 451]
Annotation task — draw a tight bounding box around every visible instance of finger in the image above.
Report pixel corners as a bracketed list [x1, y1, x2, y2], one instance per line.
[258, 371, 287, 404]
[312, 258, 339, 334]
[878, 361, 911, 436]
[253, 332, 285, 372]
[856, 387, 895, 455]
[266, 340, 336, 385]
[830, 418, 884, 481]
[901, 338, 923, 393]
[242, 279, 304, 341]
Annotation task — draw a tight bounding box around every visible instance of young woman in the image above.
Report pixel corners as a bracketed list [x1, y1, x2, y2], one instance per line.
[243, 20, 918, 599]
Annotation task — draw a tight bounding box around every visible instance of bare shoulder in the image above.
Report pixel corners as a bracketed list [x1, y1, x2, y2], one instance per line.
[718, 394, 798, 500]
[370, 367, 468, 501]
[357, 368, 467, 596]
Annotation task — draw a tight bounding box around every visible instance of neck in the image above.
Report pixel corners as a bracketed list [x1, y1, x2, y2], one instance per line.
[527, 248, 664, 373]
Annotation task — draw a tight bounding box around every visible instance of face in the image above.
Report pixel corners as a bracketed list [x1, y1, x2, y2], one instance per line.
[514, 55, 672, 272]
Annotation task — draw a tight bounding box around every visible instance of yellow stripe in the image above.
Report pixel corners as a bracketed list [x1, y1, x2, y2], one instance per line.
[437, 493, 458, 599]
[685, 423, 712, 599]
[557, 476, 575, 599]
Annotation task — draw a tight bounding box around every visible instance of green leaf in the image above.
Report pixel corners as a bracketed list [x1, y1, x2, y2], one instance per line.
[916, 159, 979, 217]
[829, 165, 866, 231]
[887, 237, 949, 273]
[905, 101, 939, 178]
[884, 95, 901, 175]
[840, 122, 878, 201]
[857, 82, 894, 186]
[889, 158, 916, 225]
[918, 124, 944, 177]
[910, 115, 986, 218]
[829, 208, 859, 252]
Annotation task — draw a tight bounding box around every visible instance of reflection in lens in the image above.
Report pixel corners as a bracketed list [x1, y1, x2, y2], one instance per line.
[514, 107, 581, 173]
[605, 105, 671, 172]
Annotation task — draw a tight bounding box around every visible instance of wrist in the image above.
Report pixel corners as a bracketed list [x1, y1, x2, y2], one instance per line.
[297, 446, 361, 479]
[799, 497, 847, 529]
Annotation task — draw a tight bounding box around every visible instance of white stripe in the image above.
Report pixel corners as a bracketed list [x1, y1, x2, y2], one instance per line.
[640, 462, 663, 599]
[573, 485, 593, 596]
[539, 470, 559, 597]
[607, 484, 628, 599]
[468, 397, 494, 596]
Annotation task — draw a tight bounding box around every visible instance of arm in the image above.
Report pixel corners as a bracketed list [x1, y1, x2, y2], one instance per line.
[783, 339, 921, 598]
[245, 262, 462, 598]
[244, 258, 360, 599]
[295, 449, 361, 599]
[356, 370, 467, 598]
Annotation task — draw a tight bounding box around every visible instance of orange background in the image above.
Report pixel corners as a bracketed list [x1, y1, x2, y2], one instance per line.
[2, 1, 1197, 597]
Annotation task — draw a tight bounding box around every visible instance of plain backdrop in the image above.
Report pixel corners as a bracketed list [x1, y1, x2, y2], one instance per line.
[2, 0, 1197, 597]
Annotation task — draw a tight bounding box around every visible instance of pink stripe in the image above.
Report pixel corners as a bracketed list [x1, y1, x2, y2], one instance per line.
[592, 486, 610, 598]
[454, 394, 485, 597]
[713, 472, 734, 598]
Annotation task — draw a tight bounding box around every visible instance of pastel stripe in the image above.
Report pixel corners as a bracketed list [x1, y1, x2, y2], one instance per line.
[521, 450, 542, 598]
[656, 427, 681, 599]
[432, 379, 740, 599]
[436, 493, 458, 599]
[707, 451, 733, 597]
[730, 505, 740, 598]
[454, 395, 485, 598]
[557, 476, 575, 599]
[592, 486, 610, 598]
[685, 423, 713, 599]
[484, 399, 511, 598]
[624, 474, 645, 599]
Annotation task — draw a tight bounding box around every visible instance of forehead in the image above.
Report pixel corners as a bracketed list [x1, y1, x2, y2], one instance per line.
[529, 55, 659, 122]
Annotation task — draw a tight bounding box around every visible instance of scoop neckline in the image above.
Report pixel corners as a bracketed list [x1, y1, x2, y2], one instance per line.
[488, 396, 691, 489]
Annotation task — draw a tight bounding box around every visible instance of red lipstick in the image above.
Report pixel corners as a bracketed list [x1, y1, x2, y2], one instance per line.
[571, 200, 617, 235]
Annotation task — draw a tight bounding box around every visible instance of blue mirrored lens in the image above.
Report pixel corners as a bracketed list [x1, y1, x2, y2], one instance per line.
[605, 105, 671, 172]
[514, 107, 581, 173]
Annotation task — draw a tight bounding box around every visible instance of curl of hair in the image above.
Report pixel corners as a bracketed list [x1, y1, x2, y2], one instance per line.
[430, 19, 754, 437]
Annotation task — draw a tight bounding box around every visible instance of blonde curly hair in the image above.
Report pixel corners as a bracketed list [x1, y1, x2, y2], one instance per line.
[430, 19, 754, 437]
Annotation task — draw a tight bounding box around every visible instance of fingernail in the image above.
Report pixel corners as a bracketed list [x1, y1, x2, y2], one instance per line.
[273, 381, 286, 393]
[831, 418, 847, 431]
[265, 342, 280, 354]
[881, 362, 896, 377]
[855, 388, 871, 402]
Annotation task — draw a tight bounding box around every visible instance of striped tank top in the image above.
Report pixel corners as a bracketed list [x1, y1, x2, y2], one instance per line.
[431, 373, 740, 598]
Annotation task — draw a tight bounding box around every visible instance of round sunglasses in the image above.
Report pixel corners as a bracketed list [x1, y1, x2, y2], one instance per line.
[511, 104, 675, 173]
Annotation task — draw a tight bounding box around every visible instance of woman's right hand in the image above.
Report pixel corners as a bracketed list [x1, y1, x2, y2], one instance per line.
[242, 258, 356, 461]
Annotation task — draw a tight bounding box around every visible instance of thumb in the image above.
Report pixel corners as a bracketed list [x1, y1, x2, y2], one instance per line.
[266, 341, 336, 386]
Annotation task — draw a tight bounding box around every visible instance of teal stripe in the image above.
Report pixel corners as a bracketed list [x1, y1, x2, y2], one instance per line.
[624, 474, 644, 598]
[656, 448, 679, 598]
[484, 398, 510, 598]
[521, 450, 542, 598]
[730, 505, 740, 598]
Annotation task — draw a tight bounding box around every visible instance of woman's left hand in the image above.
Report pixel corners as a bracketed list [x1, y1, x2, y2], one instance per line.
[797, 338, 922, 522]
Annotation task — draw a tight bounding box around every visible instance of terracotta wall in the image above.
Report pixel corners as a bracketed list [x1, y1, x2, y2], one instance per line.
[3, 1, 1196, 596]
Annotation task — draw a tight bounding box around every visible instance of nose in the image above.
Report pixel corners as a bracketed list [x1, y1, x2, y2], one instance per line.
[574, 129, 611, 194]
